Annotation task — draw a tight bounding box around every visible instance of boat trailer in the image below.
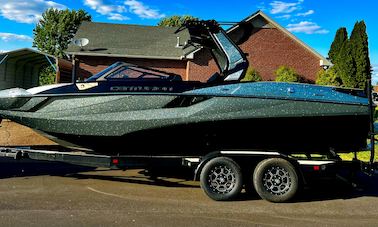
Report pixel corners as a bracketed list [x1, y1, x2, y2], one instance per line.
[0, 82, 377, 202]
[0, 144, 377, 202]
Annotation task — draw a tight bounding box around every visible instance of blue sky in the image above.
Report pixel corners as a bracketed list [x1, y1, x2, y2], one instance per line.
[0, 0, 377, 81]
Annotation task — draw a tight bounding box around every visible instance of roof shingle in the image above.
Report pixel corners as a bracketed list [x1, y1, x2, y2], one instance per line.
[66, 21, 191, 60]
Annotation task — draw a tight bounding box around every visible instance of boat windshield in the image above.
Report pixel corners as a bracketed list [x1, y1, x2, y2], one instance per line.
[85, 62, 124, 82]
[105, 65, 181, 81]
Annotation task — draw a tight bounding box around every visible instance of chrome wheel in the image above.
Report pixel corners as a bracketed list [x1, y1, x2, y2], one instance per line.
[208, 165, 236, 194]
[200, 157, 243, 201]
[254, 158, 299, 202]
[263, 166, 291, 195]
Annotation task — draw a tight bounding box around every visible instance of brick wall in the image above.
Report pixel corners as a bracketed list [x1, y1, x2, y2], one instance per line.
[76, 56, 187, 80]
[238, 28, 321, 82]
[188, 27, 323, 83]
[187, 49, 219, 82]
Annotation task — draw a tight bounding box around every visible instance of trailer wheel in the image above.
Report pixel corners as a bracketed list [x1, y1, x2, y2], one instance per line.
[253, 158, 298, 203]
[200, 157, 243, 201]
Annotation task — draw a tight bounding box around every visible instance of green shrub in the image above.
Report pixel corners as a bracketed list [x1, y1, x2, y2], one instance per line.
[315, 68, 342, 87]
[39, 65, 56, 86]
[274, 66, 300, 82]
[241, 67, 262, 82]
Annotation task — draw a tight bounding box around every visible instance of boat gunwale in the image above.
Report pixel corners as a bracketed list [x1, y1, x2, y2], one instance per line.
[26, 92, 369, 107]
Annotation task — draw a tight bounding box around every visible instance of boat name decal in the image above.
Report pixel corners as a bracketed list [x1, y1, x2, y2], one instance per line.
[110, 86, 174, 92]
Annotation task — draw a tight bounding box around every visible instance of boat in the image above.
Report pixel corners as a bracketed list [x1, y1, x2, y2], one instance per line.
[0, 20, 370, 156]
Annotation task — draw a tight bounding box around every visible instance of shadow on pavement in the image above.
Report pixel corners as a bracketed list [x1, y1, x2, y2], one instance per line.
[1, 156, 378, 202]
[68, 171, 199, 188]
[239, 171, 378, 202]
[0, 157, 95, 179]
[0, 157, 198, 188]
[293, 172, 378, 202]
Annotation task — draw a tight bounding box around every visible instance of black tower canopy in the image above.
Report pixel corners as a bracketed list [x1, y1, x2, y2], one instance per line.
[180, 20, 249, 82]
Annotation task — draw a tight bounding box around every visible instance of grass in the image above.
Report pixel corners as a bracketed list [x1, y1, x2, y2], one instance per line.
[290, 142, 378, 163]
[339, 117, 378, 162]
[339, 145, 378, 162]
[339, 150, 377, 162]
[339, 134, 378, 162]
[290, 151, 377, 162]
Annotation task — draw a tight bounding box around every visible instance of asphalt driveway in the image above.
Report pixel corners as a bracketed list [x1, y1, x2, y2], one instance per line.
[0, 158, 378, 227]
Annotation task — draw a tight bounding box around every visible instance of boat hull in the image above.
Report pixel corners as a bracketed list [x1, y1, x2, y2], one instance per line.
[38, 115, 369, 156]
[0, 93, 369, 155]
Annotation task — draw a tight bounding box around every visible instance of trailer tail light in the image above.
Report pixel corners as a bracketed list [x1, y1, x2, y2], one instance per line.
[112, 158, 119, 164]
[313, 166, 320, 171]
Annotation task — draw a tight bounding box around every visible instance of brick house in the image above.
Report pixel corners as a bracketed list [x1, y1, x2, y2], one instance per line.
[66, 11, 331, 83]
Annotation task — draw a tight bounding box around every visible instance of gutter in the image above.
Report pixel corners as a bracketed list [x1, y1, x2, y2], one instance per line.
[66, 51, 192, 61]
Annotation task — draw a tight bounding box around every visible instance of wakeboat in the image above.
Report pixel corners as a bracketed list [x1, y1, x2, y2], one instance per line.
[0, 20, 370, 156]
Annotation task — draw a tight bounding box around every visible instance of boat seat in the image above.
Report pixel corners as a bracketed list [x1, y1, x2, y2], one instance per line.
[168, 75, 183, 81]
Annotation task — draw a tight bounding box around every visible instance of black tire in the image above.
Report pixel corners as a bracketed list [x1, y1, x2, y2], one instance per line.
[200, 157, 243, 201]
[253, 158, 299, 203]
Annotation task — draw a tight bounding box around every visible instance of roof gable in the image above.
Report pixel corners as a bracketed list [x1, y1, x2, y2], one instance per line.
[227, 11, 331, 66]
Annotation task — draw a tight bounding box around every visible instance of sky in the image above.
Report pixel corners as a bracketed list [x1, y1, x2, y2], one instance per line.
[0, 0, 377, 82]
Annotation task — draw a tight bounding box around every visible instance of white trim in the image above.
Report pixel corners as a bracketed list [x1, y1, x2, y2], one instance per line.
[297, 160, 336, 165]
[27, 83, 71, 95]
[66, 51, 188, 61]
[220, 151, 281, 155]
[184, 46, 203, 58]
[2, 48, 55, 58]
[184, 158, 200, 163]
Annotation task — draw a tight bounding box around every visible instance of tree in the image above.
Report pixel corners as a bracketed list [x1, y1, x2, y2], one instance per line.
[336, 40, 356, 88]
[350, 21, 371, 90]
[327, 21, 371, 89]
[33, 8, 91, 58]
[315, 68, 341, 87]
[275, 66, 300, 82]
[158, 15, 198, 27]
[328, 27, 348, 64]
[241, 67, 262, 82]
[39, 66, 56, 86]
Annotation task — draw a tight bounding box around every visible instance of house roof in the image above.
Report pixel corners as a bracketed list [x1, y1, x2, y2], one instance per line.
[67, 12, 331, 66]
[66, 21, 192, 60]
[227, 11, 331, 66]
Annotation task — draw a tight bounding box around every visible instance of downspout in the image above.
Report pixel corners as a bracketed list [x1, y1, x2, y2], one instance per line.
[186, 60, 190, 81]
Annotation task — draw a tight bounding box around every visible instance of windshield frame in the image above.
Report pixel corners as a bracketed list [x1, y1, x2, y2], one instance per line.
[84, 62, 182, 82]
[85, 62, 125, 82]
[210, 29, 248, 81]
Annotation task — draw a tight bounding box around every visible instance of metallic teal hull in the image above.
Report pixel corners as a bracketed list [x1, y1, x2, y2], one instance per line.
[0, 86, 370, 155]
